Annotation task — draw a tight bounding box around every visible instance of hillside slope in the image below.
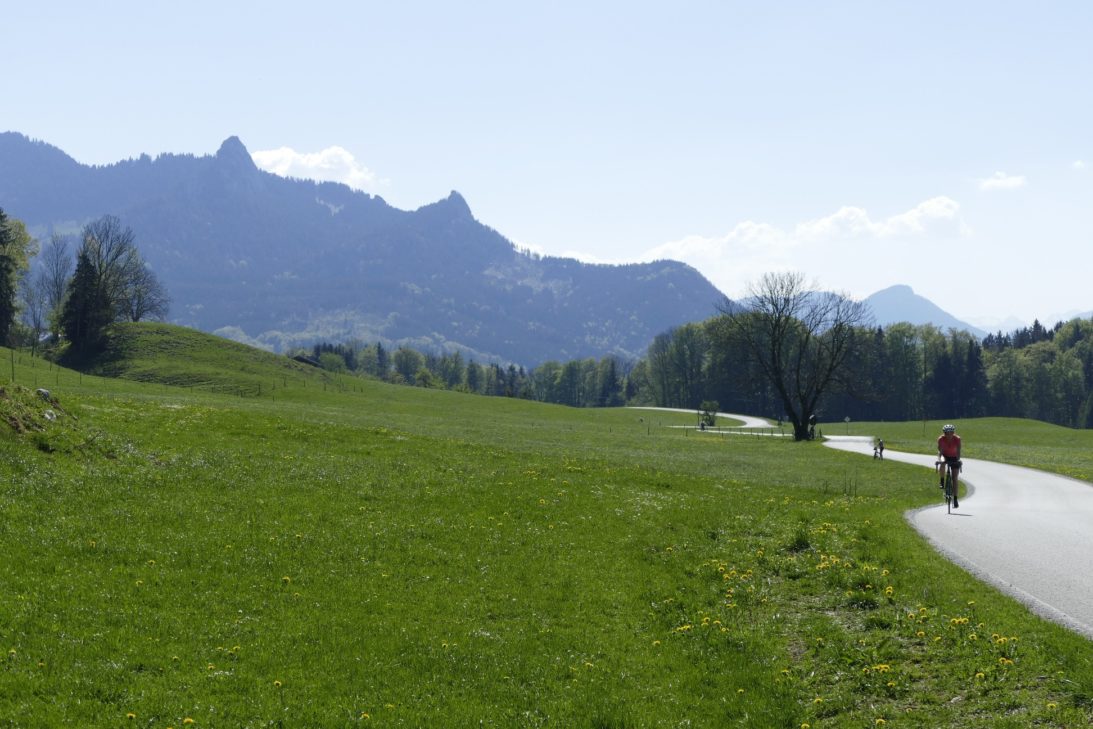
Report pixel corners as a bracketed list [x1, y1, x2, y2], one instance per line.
[0, 132, 726, 364]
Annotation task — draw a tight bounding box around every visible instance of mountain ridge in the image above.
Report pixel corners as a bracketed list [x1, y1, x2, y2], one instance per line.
[1, 132, 727, 365]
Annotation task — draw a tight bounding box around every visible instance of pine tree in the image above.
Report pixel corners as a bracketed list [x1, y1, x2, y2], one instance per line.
[60, 249, 113, 353]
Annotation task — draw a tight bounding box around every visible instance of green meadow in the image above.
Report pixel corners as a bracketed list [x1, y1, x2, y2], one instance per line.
[2, 324, 1092, 728]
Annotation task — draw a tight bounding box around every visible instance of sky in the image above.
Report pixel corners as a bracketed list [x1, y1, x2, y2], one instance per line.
[6, 1, 1093, 328]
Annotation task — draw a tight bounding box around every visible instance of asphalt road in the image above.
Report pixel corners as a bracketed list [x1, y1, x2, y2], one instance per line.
[825, 436, 1093, 639]
[628, 407, 774, 429]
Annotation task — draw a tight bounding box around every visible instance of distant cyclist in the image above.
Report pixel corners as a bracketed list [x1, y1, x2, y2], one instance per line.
[937, 424, 961, 508]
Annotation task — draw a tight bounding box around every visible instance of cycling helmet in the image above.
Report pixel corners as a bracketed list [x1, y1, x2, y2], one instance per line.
[942, 424, 955, 433]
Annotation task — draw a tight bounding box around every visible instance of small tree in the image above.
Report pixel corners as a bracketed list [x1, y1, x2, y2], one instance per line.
[60, 248, 114, 353]
[0, 208, 38, 345]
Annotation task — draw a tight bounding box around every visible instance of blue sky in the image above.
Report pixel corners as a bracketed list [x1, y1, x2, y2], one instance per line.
[7, 1, 1092, 326]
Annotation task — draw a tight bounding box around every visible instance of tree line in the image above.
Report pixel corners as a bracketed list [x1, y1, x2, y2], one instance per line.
[309, 271, 1093, 432]
[0, 208, 169, 356]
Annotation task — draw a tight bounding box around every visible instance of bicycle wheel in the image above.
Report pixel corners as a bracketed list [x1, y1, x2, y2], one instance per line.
[945, 470, 953, 514]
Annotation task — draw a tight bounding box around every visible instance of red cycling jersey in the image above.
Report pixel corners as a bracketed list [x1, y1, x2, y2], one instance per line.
[937, 433, 961, 458]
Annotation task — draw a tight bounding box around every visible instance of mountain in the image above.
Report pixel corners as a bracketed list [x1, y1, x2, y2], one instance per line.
[0, 132, 727, 365]
[864, 285, 987, 338]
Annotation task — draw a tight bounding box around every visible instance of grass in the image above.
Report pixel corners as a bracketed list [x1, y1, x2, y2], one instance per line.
[832, 417, 1093, 482]
[1, 323, 1091, 727]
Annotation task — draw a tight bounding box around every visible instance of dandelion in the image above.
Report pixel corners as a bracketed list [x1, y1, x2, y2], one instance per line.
[876, 720, 887, 726]
[813, 697, 824, 704]
[1047, 702, 1057, 709]
[975, 672, 985, 680]
[281, 576, 292, 584]
[274, 680, 282, 688]
[360, 712, 370, 720]
[652, 640, 661, 646]
[183, 720, 194, 725]
[801, 724, 811, 729]
[126, 713, 136, 720]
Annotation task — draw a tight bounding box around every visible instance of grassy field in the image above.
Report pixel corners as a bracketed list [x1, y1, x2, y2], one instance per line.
[2, 324, 1092, 728]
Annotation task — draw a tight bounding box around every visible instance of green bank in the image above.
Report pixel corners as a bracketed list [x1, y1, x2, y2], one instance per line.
[1, 324, 1091, 728]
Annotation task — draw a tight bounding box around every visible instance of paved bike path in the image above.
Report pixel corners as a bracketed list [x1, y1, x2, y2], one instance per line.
[825, 436, 1093, 640]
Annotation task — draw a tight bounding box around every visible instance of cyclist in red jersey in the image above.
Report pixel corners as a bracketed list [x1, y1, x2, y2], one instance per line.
[937, 423, 961, 508]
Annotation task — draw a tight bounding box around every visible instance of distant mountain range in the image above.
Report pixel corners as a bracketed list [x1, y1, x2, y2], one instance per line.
[863, 285, 987, 337]
[0, 132, 727, 365]
[1, 132, 1050, 363]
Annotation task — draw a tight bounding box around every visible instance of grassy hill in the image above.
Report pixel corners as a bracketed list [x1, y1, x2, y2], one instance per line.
[1, 323, 1091, 727]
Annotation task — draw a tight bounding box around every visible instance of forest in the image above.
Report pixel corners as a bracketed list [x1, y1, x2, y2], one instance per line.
[302, 315, 1093, 430]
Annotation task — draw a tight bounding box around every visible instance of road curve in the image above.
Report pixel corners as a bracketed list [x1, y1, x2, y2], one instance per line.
[825, 436, 1093, 639]
[627, 407, 774, 429]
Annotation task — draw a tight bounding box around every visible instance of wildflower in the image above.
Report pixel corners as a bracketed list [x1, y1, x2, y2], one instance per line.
[652, 640, 661, 646]
[281, 576, 291, 584]
[975, 672, 985, 680]
[1047, 702, 1057, 709]
[813, 697, 824, 704]
[361, 712, 370, 720]
[274, 680, 283, 688]
[126, 713, 136, 720]
[802, 724, 811, 729]
[183, 720, 194, 725]
[876, 720, 887, 726]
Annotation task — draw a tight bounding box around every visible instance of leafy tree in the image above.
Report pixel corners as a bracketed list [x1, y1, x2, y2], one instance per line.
[0, 208, 38, 345]
[716, 272, 870, 441]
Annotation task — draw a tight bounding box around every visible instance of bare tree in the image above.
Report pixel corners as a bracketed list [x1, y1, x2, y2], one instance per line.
[120, 263, 170, 322]
[40, 233, 74, 338]
[81, 215, 141, 312]
[19, 270, 48, 352]
[718, 271, 871, 441]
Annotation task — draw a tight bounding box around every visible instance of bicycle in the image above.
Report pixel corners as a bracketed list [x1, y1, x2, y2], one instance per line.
[935, 459, 960, 513]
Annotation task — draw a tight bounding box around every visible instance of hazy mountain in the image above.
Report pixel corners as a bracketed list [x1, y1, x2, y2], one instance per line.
[864, 285, 987, 338]
[0, 132, 727, 364]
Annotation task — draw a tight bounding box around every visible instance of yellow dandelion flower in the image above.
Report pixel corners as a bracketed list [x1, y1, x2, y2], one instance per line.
[207, 663, 215, 671]
[802, 724, 811, 729]
[876, 720, 887, 726]
[274, 680, 282, 688]
[183, 720, 194, 725]
[975, 672, 985, 680]
[361, 712, 370, 720]
[813, 697, 824, 704]
[652, 640, 661, 646]
[281, 576, 291, 584]
[969, 634, 978, 641]
[126, 713, 136, 720]
[1047, 702, 1057, 709]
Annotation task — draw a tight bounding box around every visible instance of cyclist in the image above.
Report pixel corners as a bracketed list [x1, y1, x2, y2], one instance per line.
[937, 423, 961, 508]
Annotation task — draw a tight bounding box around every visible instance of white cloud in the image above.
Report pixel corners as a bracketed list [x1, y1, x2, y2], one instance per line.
[251, 145, 383, 191]
[634, 197, 964, 298]
[1073, 160, 1086, 171]
[795, 196, 960, 240]
[978, 171, 1026, 191]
